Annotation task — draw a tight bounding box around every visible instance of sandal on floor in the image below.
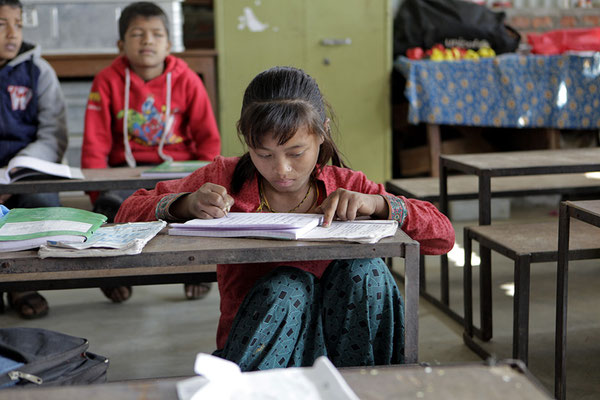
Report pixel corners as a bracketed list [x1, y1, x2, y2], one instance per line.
[101, 286, 132, 303]
[184, 282, 212, 300]
[7, 291, 49, 319]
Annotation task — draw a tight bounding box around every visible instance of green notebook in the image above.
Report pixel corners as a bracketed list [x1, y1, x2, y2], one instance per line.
[0, 207, 107, 252]
[141, 160, 210, 178]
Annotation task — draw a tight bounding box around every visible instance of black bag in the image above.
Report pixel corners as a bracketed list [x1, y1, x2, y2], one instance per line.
[0, 327, 109, 388]
[394, 0, 521, 57]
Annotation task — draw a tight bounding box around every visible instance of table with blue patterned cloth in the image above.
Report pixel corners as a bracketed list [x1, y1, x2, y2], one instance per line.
[395, 53, 600, 129]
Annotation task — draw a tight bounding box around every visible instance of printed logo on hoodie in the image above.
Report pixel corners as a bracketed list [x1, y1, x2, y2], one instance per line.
[116, 95, 182, 147]
[7, 85, 32, 111]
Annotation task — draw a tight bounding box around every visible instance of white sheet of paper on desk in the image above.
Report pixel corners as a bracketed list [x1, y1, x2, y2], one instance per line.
[38, 221, 166, 258]
[176, 353, 359, 400]
[300, 219, 398, 244]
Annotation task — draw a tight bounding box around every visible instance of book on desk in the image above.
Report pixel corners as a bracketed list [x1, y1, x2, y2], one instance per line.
[0, 207, 106, 252]
[140, 160, 210, 179]
[38, 220, 166, 258]
[0, 156, 84, 184]
[169, 213, 398, 244]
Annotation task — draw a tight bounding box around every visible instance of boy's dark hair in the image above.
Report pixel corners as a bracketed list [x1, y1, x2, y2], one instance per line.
[118, 1, 169, 41]
[0, 0, 23, 8]
[232, 66, 347, 194]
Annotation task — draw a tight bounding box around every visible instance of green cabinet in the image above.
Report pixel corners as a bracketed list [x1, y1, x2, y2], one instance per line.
[215, 0, 392, 183]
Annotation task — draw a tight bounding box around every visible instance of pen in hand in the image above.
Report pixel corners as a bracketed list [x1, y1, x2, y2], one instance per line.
[222, 202, 232, 217]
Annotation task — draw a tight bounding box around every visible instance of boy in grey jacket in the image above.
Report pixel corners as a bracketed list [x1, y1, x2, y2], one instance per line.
[0, 0, 67, 318]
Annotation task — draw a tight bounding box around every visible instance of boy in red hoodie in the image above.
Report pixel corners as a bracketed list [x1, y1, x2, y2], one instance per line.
[82, 1, 220, 303]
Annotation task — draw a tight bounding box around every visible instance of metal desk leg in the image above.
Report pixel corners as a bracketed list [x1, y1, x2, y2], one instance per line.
[479, 175, 493, 342]
[555, 202, 570, 400]
[513, 256, 531, 364]
[464, 228, 474, 337]
[404, 242, 420, 364]
[439, 163, 450, 306]
[430, 160, 481, 335]
[462, 227, 488, 358]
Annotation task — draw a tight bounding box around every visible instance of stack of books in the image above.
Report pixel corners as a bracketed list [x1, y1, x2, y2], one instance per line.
[0, 207, 106, 252]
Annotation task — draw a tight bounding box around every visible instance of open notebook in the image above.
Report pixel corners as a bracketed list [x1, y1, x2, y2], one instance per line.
[0, 156, 83, 184]
[168, 213, 398, 244]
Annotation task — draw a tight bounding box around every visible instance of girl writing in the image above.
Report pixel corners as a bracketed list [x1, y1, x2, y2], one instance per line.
[115, 66, 454, 370]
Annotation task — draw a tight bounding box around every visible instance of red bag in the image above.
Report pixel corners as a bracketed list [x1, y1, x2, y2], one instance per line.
[528, 27, 600, 55]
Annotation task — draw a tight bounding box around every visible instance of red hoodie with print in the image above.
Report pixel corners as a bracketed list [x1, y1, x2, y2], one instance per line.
[82, 55, 221, 172]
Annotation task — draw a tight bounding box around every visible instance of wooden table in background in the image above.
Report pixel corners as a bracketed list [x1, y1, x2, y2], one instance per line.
[44, 49, 218, 115]
[0, 167, 167, 195]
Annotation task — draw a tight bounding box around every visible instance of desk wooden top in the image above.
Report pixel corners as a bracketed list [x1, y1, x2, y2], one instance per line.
[44, 49, 218, 116]
[0, 230, 417, 281]
[563, 200, 600, 230]
[441, 148, 600, 176]
[565, 200, 600, 219]
[0, 167, 165, 195]
[44, 50, 217, 78]
[386, 173, 600, 202]
[468, 219, 600, 260]
[1, 363, 551, 400]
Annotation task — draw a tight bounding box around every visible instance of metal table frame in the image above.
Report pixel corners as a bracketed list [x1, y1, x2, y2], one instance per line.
[462, 220, 600, 367]
[438, 148, 600, 344]
[556, 200, 600, 400]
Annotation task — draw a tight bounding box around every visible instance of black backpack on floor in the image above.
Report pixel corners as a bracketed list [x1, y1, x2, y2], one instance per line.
[0, 327, 109, 388]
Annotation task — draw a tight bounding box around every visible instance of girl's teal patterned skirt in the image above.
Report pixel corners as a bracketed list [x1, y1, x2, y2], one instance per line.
[215, 258, 404, 371]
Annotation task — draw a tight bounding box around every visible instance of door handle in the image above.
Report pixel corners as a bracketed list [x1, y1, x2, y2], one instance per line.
[320, 38, 352, 46]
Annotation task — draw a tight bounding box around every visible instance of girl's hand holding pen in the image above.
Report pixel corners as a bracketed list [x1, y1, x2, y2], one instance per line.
[315, 189, 389, 227]
[170, 183, 234, 220]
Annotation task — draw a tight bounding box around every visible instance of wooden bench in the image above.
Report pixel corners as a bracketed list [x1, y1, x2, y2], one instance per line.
[386, 173, 600, 204]
[385, 171, 600, 329]
[463, 220, 600, 367]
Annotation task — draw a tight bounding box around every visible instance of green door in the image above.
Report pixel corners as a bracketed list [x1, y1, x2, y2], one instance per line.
[215, 0, 391, 183]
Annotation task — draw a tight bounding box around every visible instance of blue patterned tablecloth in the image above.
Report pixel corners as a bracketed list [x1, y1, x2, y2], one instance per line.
[395, 54, 600, 129]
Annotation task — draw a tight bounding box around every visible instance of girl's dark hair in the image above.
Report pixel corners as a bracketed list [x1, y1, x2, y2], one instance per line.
[231, 66, 346, 193]
[118, 2, 170, 41]
[0, 0, 22, 8]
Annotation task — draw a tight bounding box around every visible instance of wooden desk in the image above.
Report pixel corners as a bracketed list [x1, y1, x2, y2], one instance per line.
[386, 173, 600, 204]
[439, 148, 600, 344]
[0, 230, 421, 363]
[0, 167, 166, 195]
[556, 200, 600, 400]
[1, 362, 552, 399]
[43, 49, 218, 115]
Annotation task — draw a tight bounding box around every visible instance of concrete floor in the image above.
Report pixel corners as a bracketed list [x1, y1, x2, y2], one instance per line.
[1, 197, 599, 399]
